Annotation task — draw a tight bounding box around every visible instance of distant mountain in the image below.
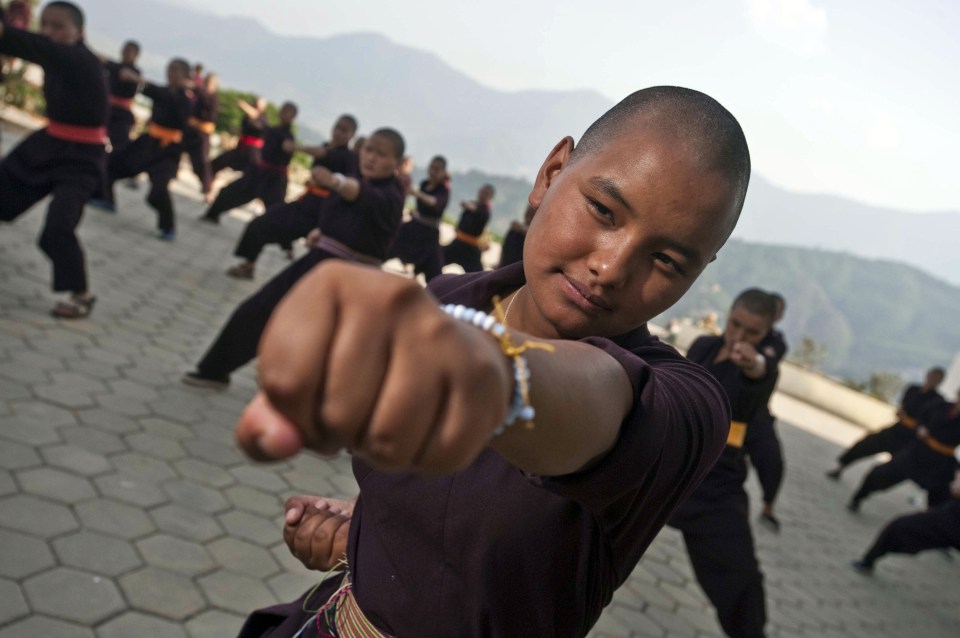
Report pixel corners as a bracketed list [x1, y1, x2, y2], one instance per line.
[735, 178, 960, 286]
[657, 240, 960, 382]
[81, 0, 610, 180]
[80, 0, 960, 285]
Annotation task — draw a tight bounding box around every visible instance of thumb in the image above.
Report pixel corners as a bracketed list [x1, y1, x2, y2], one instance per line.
[235, 392, 304, 462]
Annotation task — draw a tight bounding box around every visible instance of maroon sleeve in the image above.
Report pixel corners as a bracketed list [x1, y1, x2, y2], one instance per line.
[529, 337, 730, 576]
[352, 179, 404, 235]
[0, 24, 71, 69]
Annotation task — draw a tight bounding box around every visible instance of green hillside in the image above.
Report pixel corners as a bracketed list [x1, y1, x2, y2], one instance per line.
[657, 240, 960, 382]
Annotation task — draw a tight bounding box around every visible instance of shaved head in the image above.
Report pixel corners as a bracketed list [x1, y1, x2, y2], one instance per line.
[571, 86, 751, 234]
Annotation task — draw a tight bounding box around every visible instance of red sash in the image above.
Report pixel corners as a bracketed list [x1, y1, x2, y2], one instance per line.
[240, 135, 265, 149]
[108, 95, 134, 111]
[46, 121, 107, 145]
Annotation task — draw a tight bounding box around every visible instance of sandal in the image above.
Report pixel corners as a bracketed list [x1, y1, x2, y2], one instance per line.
[51, 295, 97, 319]
[226, 263, 254, 280]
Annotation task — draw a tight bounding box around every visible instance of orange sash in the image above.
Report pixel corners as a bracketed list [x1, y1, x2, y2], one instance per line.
[455, 230, 482, 247]
[306, 184, 331, 198]
[188, 117, 215, 135]
[147, 123, 184, 147]
[923, 436, 957, 457]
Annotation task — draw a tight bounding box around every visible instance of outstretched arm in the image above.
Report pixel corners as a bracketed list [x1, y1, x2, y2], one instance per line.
[236, 262, 633, 477]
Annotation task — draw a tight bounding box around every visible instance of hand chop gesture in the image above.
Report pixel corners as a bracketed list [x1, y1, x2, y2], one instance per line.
[235, 262, 513, 474]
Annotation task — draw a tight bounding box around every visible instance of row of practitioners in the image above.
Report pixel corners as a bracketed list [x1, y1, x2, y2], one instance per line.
[0, 3, 520, 319]
[825, 366, 960, 574]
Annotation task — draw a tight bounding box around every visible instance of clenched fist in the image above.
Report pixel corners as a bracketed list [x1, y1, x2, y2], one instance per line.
[236, 261, 513, 474]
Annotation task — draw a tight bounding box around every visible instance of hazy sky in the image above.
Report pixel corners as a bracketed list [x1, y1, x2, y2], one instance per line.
[165, 0, 958, 213]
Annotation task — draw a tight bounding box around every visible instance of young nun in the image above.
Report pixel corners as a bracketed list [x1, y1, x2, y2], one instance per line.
[210, 96, 268, 178]
[0, 1, 108, 318]
[182, 72, 220, 202]
[442, 182, 494, 272]
[388, 154, 451, 282]
[200, 101, 298, 225]
[232, 86, 752, 637]
[101, 58, 193, 239]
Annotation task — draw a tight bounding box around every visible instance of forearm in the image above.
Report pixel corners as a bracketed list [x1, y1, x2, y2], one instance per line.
[491, 340, 632, 476]
[297, 144, 327, 158]
[314, 169, 360, 201]
[415, 191, 438, 207]
[237, 101, 259, 120]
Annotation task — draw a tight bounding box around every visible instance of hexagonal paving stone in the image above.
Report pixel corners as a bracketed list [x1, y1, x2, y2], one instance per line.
[126, 432, 186, 460]
[150, 503, 224, 542]
[197, 569, 278, 614]
[16, 467, 97, 503]
[23, 567, 125, 624]
[53, 531, 142, 576]
[32, 372, 106, 408]
[0, 440, 41, 470]
[268, 570, 323, 604]
[111, 452, 178, 482]
[0, 578, 29, 625]
[39, 444, 112, 476]
[185, 609, 247, 638]
[0, 469, 15, 497]
[94, 473, 169, 507]
[75, 498, 155, 540]
[224, 484, 282, 516]
[173, 458, 235, 488]
[0, 414, 61, 446]
[98, 612, 189, 638]
[8, 399, 77, 427]
[188, 438, 246, 466]
[0, 615, 94, 638]
[207, 537, 280, 578]
[139, 417, 195, 440]
[136, 534, 215, 576]
[218, 510, 282, 546]
[58, 426, 126, 455]
[0, 494, 78, 537]
[119, 567, 206, 620]
[0, 529, 56, 578]
[75, 407, 141, 434]
[230, 465, 289, 492]
[162, 478, 230, 513]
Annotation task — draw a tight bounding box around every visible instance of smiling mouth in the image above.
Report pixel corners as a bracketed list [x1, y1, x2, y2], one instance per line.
[562, 275, 612, 313]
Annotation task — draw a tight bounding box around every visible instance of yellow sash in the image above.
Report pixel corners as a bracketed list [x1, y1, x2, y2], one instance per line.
[727, 421, 747, 448]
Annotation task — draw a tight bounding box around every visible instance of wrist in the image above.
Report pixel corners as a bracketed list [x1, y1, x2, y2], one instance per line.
[329, 172, 345, 192]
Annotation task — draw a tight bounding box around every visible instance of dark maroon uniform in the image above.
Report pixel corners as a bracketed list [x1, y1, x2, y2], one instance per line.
[232, 144, 359, 264]
[498, 223, 528, 268]
[237, 262, 730, 637]
[103, 60, 140, 153]
[837, 384, 947, 471]
[0, 22, 108, 294]
[211, 112, 266, 176]
[183, 86, 219, 195]
[203, 123, 294, 222]
[669, 334, 779, 638]
[388, 178, 450, 281]
[105, 81, 191, 233]
[860, 494, 960, 568]
[194, 175, 403, 381]
[850, 401, 960, 509]
[443, 200, 490, 273]
[744, 328, 789, 507]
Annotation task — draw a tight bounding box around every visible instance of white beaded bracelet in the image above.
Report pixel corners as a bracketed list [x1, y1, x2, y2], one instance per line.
[439, 303, 542, 436]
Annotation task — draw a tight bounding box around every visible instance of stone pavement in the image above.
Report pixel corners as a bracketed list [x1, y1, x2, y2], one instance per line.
[1, 160, 958, 637]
